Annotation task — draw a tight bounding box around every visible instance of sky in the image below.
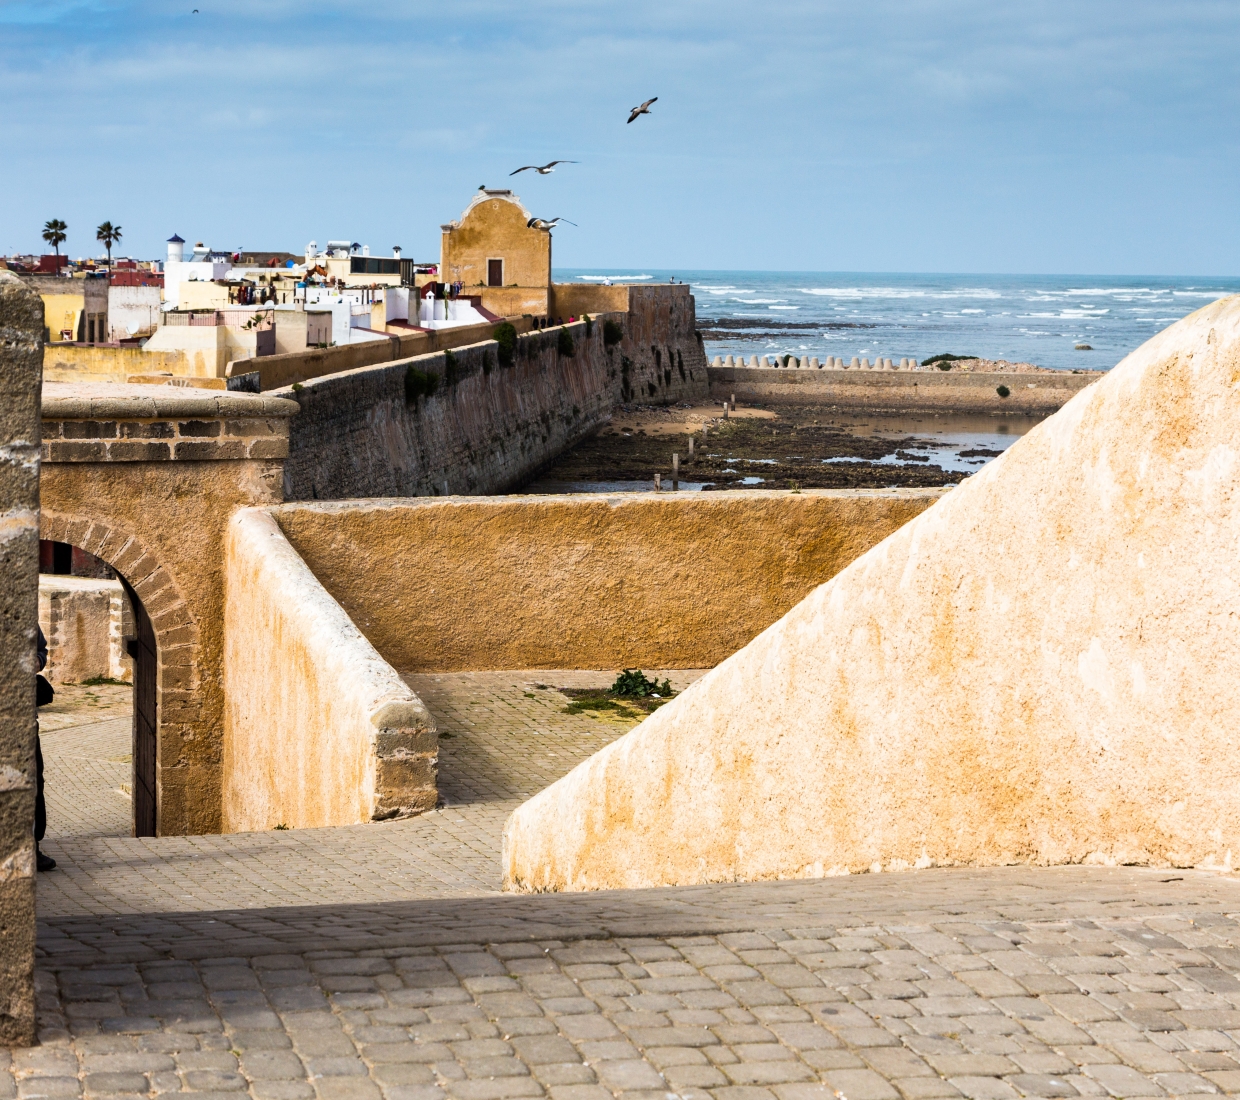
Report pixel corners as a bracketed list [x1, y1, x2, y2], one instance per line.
[1, 0, 1237, 274]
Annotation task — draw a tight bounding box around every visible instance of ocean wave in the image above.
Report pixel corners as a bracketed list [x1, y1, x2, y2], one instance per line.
[1172, 290, 1230, 298]
[960, 309, 985, 314]
[800, 287, 1002, 300]
[768, 305, 800, 310]
[577, 274, 652, 281]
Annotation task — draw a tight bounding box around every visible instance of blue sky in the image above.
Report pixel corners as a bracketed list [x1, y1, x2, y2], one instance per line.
[1, 0, 1236, 274]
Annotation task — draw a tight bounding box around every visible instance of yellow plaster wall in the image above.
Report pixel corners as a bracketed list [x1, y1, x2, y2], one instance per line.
[43, 343, 189, 383]
[177, 281, 230, 310]
[41, 292, 84, 342]
[272, 490, 942, 674]
[441, 195, 550, 291]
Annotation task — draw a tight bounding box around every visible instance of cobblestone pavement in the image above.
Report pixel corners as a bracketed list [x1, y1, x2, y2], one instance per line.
[25, 674, 1240, 1100]
[42, 718, 132, 840]
[37, 672, 703, 918]
[404, 672, 706, 806]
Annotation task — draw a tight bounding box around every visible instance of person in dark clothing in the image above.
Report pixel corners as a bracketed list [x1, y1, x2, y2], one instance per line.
[35, 627, 55, 872]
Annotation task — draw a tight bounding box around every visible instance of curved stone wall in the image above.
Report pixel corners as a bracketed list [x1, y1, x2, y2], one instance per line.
[503, 294, 1240, 891]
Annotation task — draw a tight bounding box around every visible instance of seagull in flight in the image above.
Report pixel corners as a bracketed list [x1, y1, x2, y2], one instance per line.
[627, 97, 657, 124]
[510, 160, 578, 176]
[527, 217, 577, 230]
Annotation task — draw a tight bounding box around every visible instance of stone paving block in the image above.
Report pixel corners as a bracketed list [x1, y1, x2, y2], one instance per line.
[889, 1078, 962, 1099]
[1002, 1073, 1077, 1096]
[821, 1068, 901, 1099]
[1084, 1063, 1165, 1096]
[944, 1078, 1018, 1100]
[444, 1080, 542, 1100]
[315, 1079, 384, 1100]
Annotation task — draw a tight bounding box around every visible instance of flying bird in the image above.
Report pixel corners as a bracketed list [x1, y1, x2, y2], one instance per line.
[510, 160, 578, 176]
[527, 217, 577, 230]
[627, 97, 657, 123]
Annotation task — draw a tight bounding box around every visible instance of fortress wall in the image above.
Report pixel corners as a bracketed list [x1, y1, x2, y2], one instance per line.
[224, 316, 537, 393]
[710, 364, 1102, 414]
[0, 271, 41, 1046]
[222, 509, 436, 832]
[277, 285, 708, 501]
[503, 295, 1240, 891]
[270, 489, 941, 673]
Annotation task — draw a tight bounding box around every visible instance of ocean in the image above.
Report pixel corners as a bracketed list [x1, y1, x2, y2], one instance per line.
[554, 270, 1240, 372]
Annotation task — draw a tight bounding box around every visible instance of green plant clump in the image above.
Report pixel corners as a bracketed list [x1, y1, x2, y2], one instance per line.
[405, 365, 440, 405]
[603, 319, 623, 347]
[996, 384, 1011, 398]
[443, 349, 459, 385]
[923, 352, 974, 369]
[493, 322, 517, 367]
[611, 668, 672, 698]
[557, 327, 575, 357]
[584, 314, 594, 337]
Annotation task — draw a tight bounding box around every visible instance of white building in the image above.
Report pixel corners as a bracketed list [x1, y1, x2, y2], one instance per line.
[162, 234, 231, 309]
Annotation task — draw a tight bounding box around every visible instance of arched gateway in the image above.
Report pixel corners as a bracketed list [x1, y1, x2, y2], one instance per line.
[40, 382, 298, 835]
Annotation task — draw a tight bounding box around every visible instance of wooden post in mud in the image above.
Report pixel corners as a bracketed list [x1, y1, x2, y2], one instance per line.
[731, 393, 737, 410]
[654, 472, 661, 492]
[672, 454, 679, 491]
[688, 435, 695, 460]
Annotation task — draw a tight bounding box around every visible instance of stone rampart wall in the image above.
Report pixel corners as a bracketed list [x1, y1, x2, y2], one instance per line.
[222, 510, 436, 832]
[710, 365, 1102, 414]
[271, 489, 941, 673]
[278, 285, 708, 501]
[503, 294, 1240, 892]
[0, 272, 40, 1045]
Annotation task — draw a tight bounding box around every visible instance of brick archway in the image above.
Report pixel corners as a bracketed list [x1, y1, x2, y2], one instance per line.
[39, 512, 200, 835]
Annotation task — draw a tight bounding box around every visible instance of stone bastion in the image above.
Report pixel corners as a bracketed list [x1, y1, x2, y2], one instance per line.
[503, 293, 1240, 891]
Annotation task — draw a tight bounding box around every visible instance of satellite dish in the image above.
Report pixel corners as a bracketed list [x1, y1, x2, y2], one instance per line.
[127, 322, 139, 335]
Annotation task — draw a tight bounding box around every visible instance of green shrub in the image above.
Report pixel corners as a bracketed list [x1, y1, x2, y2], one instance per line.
[603, 319, 623, 347]
[584, 314, 594, 337]
[611, 669, 673, 698]
[557, 327, 575, 357]
[996, 384, 1010, 398]
[405, 365, 440, 405]
[493, 322, 517, 368]
[924, 352, 973, 369]
[443, 349, 459, 385]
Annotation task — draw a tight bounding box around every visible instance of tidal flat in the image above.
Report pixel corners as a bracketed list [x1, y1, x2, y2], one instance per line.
[520, 402, 1048, 493]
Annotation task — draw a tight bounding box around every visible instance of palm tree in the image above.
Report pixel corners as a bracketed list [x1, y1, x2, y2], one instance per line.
[42, 219, 67, 261]
[96, 221, 122, 268]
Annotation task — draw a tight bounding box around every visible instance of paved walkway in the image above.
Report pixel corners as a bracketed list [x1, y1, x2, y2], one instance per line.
[22, 674, 1240, 1100]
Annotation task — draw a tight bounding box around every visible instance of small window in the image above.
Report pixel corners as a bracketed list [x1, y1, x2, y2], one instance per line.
[487, 258, 503, 287]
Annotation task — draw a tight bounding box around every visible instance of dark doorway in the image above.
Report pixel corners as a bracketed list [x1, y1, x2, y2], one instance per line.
[487, 258, 503, 287]
[120, 578, 158, 836]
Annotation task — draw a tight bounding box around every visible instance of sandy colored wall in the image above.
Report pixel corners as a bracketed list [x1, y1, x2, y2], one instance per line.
[39, 383, 298, 834]
[43, 343, 189, 384]
[38, 575, 133, 684]
[276, 291, 708, 501]
[503, 294, 1240, 892]
[0, 272, 40, 1046]
[272, 489, 941, 673]
[441, 194, 551, 290]
[550, 283, 631, 319]
[222, 510, 436, 832]
[710, 364, 1103, 414]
